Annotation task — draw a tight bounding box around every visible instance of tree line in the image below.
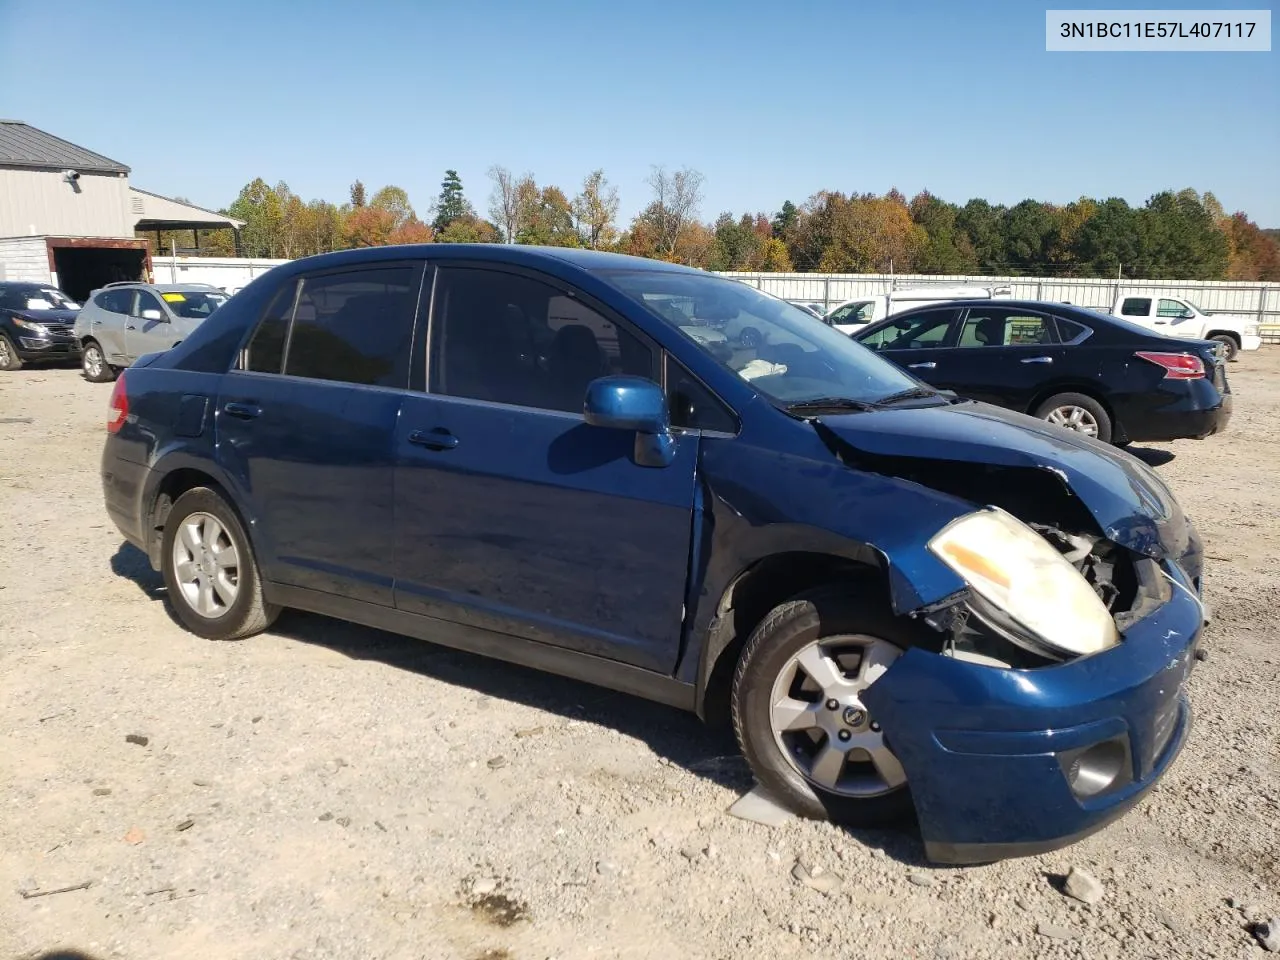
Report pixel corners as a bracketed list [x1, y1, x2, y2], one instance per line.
[147, 168, 1280, 282]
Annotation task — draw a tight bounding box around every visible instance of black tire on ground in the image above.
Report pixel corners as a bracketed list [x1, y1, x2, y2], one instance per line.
[81, 340, 117, 382]
[0, 334, 23, 371]
[160, 486, 280, 641]
[1033, 391, 1113, 444]
[731, 585, 938, 827]
[1209, 334, 1239, 362]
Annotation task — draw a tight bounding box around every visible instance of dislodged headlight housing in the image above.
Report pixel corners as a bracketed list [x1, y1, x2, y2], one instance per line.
[928, 507, 1119, 659]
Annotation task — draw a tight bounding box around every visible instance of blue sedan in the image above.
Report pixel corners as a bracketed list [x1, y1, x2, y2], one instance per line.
[99, 245, 1204, 863]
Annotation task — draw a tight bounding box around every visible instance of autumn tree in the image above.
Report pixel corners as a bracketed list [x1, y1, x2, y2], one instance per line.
[517, 185, 578, 246]
[432, 170, 473, 233]
[370, 185, 415, 229]
[640, 165, 705, 258]
[437, 214, 502, 244]
[572, 169, 620, 249]
[350, 180, 367, 208]
[908, 191, 976, 274]
[1222, 212, 1280, 281]
[487, 166, 526, 243]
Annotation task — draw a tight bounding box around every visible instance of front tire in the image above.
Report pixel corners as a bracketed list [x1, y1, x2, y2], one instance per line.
[1209, 334, 1239, 362]
[161, 487, 279, 640]
[0, 334, 23, 371]
[731, 586, 937, 826]
[81, 340, 117, 382]
[1035, 392, 1112, 444]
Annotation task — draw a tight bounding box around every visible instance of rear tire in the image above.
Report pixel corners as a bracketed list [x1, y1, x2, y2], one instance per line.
[160, 487, 279, 641]
[1034, 392, 1112, 444]
[0, 335, 23, 371]
[731, 585, 937, 827]
[1209, 334, 1239, 362]
[81, 340, 117, 382]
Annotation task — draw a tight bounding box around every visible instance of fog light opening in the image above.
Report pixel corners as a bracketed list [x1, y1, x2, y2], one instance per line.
[1066, 740, 1127, 798]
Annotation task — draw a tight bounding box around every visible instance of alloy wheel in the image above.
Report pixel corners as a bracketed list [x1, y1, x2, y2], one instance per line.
[171, 511, 241, 619]
[768, 635, 905, 797]
[84, 345, 103, 379]
[0, 338, 14, 368]
[1045, 405, 1100, 437]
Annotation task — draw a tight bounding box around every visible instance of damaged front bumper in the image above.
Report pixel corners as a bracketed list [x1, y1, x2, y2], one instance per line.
[862, 558, 1202, 865]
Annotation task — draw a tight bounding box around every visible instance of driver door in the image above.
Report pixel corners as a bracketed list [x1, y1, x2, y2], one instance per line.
[856, 307, 959, 386]
[125, 290, 174, 360]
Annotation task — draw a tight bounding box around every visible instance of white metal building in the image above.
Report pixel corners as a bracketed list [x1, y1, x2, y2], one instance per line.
[0, 120, 244, 300]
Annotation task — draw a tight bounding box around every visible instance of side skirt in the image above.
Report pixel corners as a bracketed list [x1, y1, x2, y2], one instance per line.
[265, 582, 698, 713]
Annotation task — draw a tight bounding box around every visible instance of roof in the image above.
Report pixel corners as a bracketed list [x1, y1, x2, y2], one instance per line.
[130, 188, 245, 230]
[0, 120, 130, 174]
[265, 243, 708, 277]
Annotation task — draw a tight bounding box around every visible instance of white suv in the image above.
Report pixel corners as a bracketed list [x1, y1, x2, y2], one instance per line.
[74, 282, 229, 381]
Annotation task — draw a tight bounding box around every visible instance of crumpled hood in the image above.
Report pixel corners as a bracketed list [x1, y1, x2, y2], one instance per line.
[816, 400, 1190, 560]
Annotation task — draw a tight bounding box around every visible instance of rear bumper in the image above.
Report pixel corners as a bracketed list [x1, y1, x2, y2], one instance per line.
[862, 560, 1202, 864]
[102, 443, 151, 556]
[1117, 383, 1231, 442]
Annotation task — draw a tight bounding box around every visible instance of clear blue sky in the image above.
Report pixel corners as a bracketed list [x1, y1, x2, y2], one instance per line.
[2, 0, 1277, 225]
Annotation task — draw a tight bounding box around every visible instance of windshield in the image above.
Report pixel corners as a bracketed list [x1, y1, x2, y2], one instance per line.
[160, 291, 228, 319]
[21, 288, 79, 311]
[605, 270, 920, 405]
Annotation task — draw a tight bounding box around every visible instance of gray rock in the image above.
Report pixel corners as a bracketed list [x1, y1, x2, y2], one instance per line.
[907, 872, 936, 888]
[595, 860, 620, 876]
[726, 787, 795, 828]
[1036, 921, 1080, 941]
[679, 845, 702, 861]
[1255, 918, 1280, 953]
[487, 755, 508, 770]
[125, 734, 149, 747]
[1063, 866, 1105, 905]
[92, 787, 111, 796]
[791, 860, 842, 895]
[471, 877, 499, 896]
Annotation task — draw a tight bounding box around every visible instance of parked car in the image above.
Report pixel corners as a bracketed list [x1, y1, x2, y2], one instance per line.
[825, 285, 1012, 336]
[1109, 293, 1261, 361]
[74, 282, 230, 382]
[853, 299, 1231, 445]
[0, 282, 82, 371]
[788, 301, 827, 320]
[101, 246, 1206, 863]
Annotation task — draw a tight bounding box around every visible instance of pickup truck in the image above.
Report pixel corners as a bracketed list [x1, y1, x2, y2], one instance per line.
[1111, 294, 1261, 361]
[826, 286, 1011, 336]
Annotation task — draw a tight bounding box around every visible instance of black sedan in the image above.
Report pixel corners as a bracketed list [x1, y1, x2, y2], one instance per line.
[0, 281, 82, 371]
[852, 299, 1230, 445]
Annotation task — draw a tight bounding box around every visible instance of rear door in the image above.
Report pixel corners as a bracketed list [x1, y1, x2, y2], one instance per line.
[126, 290, 175, 360]
[856, 307, 959, 386]
[942, 306, 1066, 408]
[216, 262, 424, 605]
[90, 289, 134, 364]
[392, 263, 699, 673]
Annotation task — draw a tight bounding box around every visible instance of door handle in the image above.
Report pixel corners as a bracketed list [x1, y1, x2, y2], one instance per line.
[126, 325, 136, 330]
[908, 362, 936, 370]
[409, 428, 459, 451]
[1020, 356, 1053, 364]
[223, 402, 262, 420]
[1154, 320, 1169, 325]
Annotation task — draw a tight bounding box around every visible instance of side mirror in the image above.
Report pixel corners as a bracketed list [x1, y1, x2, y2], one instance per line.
[583, 376, 675, 468]
[140, 309, 165, 322]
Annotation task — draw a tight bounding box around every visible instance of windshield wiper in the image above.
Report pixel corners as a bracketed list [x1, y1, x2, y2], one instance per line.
[873, 386, 943, 406]
[785, 397, 880, 415]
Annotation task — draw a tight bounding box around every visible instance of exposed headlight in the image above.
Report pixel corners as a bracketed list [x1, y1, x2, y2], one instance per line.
[12, 317, 49, 335]
[928, 508, 1119, 659]
[1244, 324, 1259, 337]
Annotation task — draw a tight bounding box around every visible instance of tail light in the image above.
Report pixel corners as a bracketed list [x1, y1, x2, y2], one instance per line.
[107, 372, 129, 433]
[1135, 351, 1205, 380]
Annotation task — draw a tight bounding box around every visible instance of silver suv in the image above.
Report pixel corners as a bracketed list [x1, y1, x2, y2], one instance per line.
[75, 282, 230, 382]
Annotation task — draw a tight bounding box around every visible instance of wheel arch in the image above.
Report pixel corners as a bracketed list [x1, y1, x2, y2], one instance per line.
[1205, 329, 1241, 346]
[696, 550, 889, 726]
[143, 459, 255, 570]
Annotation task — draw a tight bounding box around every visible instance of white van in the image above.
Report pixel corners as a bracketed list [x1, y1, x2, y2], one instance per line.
[825, 285, 1012, 336]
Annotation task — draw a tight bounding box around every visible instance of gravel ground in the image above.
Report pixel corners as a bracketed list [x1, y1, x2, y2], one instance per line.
[1, 353, 1278, 960]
